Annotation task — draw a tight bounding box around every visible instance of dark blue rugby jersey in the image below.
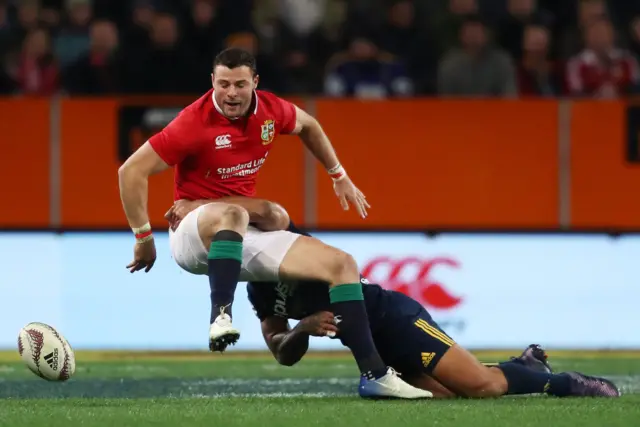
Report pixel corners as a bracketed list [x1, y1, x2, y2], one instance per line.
[247, 278, 424, 333]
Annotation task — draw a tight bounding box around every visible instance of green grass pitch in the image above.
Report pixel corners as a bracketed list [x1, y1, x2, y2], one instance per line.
[0, 350, 639, 427]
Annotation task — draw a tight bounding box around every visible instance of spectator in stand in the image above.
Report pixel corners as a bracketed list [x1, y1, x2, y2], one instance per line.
[566, 18, 639, 98]
[185, 0, 223, 77]
[497, 0, 554, 61]
[13, 0, 41, 45]
[124, 0, 155, 53]
[62, 19, 120, 94]
[378, 0, 437, 94]
[122, 13, 200, 94]
[324, 34, 413, 99]
[517, 24, 564, 96]
[629, 16, 640, 60]
[40, 0, 61, 30]
[438, 16, 517, 97]
[0, 1, 15, 94]
[432, 0, 479, 54]
[14, 27, 58, 95]
[0, 1, 12, 56]
[53, 0, 92, 68]
[560, 0, 609, 58]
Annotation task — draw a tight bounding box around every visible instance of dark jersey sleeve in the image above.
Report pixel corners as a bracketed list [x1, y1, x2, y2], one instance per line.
[246, 282, 277, 321]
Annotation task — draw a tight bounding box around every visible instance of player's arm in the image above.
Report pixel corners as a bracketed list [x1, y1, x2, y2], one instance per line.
[261, 316, 310, 367]
[282, 101, 369, 217]
[289, 105, 345, 179]
[120, 112, 200, 235]
[118, 142, 170, 229]
[262, 311, 338, 367]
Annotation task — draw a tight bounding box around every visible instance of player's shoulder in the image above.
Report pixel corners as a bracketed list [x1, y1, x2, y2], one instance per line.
[174, 89, 214, 125]
[256, 90, 292, 111]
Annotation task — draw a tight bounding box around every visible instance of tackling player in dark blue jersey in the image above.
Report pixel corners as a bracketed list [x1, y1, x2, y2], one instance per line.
[248, 252, 619, 399]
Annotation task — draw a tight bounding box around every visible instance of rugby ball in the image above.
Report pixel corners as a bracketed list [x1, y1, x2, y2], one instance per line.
[18, 322, 76, 381]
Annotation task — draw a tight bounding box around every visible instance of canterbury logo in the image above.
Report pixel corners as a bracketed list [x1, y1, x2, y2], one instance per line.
[44, 349, 59, 370]
[215, 134, 231, 148]
[421, 352, 435, 368]
[362, 257, 463, 310]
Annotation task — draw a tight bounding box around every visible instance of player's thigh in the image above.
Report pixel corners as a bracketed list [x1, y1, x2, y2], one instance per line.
[169, 205, 210, 275]
[277, 235, 359, 284]
[170, 213, 300, 281]
[432, 345, 507, 398]
[240, 227, 302, 282]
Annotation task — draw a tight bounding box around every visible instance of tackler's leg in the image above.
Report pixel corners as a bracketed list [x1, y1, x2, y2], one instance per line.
[196, 202, 250, 352]
[278, 235, 431, 399]
[431, 344, 619, 398]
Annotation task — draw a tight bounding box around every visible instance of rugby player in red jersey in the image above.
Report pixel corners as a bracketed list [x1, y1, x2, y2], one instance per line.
[118, 48, 430, 399]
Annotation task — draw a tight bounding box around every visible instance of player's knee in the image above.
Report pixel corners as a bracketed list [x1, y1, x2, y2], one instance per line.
[223, 205, 249, 225]
[325, 250, 359, 285]
[260, 201, 290, 231]
[222, 204, 250, 227]
[199, 203, 249, 237]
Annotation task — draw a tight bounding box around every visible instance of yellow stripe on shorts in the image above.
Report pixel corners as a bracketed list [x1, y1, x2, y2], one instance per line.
[414, 319, 455, 347]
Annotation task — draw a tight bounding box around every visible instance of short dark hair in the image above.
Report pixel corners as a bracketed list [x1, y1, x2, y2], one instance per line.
[213, 48, 257, 75]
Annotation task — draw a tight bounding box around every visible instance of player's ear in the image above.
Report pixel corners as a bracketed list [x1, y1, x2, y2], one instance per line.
[254, 74, 260, 89]
[210, 73, 214, 87]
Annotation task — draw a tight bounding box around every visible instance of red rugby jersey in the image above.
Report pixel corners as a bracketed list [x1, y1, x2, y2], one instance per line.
[149, 89, 297, 200]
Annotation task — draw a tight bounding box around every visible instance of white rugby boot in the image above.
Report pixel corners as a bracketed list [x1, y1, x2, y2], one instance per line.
[359, 368, 433, 399]
[209, 307, 240, 352]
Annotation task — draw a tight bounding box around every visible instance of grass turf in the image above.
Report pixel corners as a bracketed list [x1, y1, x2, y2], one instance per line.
[0, 350, 638, 427]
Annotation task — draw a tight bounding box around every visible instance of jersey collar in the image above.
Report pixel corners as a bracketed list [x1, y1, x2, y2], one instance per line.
[211, 90, 259, 120]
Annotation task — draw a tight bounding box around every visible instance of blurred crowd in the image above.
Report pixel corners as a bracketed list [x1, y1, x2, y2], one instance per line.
[0, 0, 639, 98]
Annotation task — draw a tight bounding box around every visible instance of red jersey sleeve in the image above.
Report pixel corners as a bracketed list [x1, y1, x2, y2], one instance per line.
[148, 110, 203, 166]
[277, 98, 297, 135]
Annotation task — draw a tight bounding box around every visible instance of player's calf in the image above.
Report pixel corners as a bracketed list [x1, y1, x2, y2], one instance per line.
[197, 203, 250, 352]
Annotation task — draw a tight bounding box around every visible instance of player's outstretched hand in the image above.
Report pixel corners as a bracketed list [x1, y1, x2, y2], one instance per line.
[126, 239, 157, 273]
[299, 311, 339, 337]
[333, 176, 370, 219]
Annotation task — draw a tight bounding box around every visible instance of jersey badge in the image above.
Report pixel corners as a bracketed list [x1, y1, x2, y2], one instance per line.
[261, 119, 275, 145]
[215, 134, 231, 149]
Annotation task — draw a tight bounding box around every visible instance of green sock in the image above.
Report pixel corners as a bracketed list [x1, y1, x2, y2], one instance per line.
[329, 283, 387, 378]
[207, 231, 243, 323]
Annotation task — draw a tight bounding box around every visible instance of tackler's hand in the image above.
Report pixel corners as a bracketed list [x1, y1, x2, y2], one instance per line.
[126, 239, 157, 273]
[333, 176, 370, 219]
[299, 311, 339, 337]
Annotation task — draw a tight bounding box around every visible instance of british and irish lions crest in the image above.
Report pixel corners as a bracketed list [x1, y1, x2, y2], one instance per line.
[261, 120, 275, 145]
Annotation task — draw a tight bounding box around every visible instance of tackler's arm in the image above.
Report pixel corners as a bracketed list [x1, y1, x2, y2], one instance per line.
[261, 317, 310, 367]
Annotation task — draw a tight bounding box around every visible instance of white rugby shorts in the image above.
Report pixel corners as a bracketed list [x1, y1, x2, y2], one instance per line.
[168, 204, 301, 281]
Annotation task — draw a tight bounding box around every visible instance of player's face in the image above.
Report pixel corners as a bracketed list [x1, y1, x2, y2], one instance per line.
[211, 65, 258, 119]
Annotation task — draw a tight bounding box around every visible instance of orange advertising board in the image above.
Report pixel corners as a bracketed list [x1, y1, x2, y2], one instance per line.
[0, 97, 638, 230]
